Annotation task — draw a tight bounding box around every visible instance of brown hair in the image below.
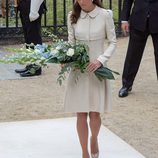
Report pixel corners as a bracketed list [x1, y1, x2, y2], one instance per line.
[70, 0, 103, 24]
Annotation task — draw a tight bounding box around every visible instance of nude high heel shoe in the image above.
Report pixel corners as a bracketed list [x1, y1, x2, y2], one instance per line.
[91, 152, 99, 158]
[90, 137, 99, 158]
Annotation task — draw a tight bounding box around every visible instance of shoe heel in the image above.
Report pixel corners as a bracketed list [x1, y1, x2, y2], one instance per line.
[128, 87, 132, 91]
[35, 67, 42, 75]
[91, 152, 99, 158]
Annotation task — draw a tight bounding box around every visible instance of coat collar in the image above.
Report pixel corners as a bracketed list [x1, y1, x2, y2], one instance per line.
[80, 6, 100, 19]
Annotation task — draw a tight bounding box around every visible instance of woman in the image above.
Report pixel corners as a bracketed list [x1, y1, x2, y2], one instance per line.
[65, 0, 116, 158]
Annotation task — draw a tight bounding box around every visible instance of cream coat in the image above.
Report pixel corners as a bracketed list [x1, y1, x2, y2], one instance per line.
[64, 6, 117, 113]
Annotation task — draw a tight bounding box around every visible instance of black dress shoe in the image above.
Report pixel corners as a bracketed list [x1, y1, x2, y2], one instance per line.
[15, 64, 34, 73]
[118, 86, 132, 97]
[15, 67, 28, 73]
[20, 67, 42, 77]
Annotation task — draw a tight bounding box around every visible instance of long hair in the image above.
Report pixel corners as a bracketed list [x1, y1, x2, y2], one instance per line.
[70, 0, 103, 24]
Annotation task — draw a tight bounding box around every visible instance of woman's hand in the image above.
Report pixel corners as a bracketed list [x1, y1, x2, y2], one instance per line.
[86, 59, 102, 73]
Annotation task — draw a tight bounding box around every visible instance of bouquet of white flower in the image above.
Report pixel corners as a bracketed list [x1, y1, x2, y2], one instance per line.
[0, 40, 119, 85]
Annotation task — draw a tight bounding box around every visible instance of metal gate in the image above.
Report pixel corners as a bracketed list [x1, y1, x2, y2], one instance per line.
[0, 0, 122, 39]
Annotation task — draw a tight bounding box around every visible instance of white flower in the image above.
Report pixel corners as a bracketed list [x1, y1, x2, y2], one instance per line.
[34, 49, 40, 53]
[51, 48, 59, 55]
[56, 46, 61, 50]
[67, 48, 74, 57]
[27, 49, 32, 52]
[41, 57, 45, 60]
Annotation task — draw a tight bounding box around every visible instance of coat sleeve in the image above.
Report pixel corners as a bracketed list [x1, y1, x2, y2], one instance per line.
[97, 10, 117, 65]
[67, 12, 76, 45]
[121, 0, 134, 21]
[29, 0, 44, 22]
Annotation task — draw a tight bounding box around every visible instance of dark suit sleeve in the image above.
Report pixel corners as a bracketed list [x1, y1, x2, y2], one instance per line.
[39, 2, 47, 15]
[121, 0, 134, 21]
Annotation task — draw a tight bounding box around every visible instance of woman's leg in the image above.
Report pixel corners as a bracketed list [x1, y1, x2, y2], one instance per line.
[89, 112, 101, 154]
[77, 112, 90, 158]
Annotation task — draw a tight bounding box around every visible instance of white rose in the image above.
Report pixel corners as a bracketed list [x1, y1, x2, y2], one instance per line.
[34, 49, 40, 53]
[56, 46, 61, 50]
[66, 48, 74, 57]
[51, 48, 59, 55]
[27, 49, 32, 52]
[41, 57, 45, 60]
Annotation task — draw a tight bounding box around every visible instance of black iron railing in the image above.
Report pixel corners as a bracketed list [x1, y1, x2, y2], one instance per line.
[0, 0, 122, 39]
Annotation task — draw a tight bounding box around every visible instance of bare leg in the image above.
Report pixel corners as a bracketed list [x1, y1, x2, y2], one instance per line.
[1, 0, 6, 17]
[77, 112, 90, 158]
[89, 112, 101, 154]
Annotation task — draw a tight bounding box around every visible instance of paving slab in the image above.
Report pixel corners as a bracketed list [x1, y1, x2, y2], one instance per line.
[0, 49, 24, 80]
[0, 117, 146, 158]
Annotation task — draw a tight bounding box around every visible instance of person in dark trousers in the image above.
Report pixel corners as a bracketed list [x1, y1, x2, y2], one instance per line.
[119, 0, 158, 97]
[14, 0, 46, 77]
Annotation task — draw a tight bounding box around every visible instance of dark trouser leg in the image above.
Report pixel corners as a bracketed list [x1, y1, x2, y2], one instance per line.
[25, 16, 42, 70]
[18, 0, 30, 44]
[26, 15, 42, 45]
[16, 0, 42, 76]
[19, 14, 28, 43]
[18, 0, 42, 45]
[20, 14, 42, 46]
[122, 29, 149, 88]
[151, 33, 158, 80]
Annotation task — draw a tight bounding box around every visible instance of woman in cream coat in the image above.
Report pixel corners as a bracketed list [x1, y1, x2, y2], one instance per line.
[65, 0, 116, 158]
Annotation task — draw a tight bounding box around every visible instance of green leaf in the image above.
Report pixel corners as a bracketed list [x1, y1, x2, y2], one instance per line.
[94, 67, 118, 80]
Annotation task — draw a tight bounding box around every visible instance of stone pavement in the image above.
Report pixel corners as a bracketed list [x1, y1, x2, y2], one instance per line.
[0, 117, 146, 158]
[0, 62, 23, 80]
[0, 49, 23, 80]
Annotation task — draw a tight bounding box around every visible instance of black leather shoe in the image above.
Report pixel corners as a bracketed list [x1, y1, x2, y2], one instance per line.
[118, 86, 132, 97]
[15, 64, 34, 73]
[15, 67, 27, 73]
[20, 67, 42, 77]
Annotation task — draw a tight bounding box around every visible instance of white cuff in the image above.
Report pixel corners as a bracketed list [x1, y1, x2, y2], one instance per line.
[97, 56, 107, 65]
[121, 21, 128, 23]
[29, 12, 39, 22]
